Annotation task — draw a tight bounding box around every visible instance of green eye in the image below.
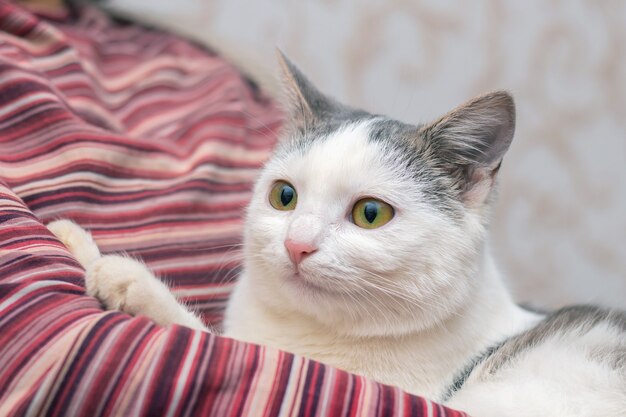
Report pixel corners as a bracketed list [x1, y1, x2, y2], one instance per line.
[351, 198, 394, 229]
[269, 181, 297, 210]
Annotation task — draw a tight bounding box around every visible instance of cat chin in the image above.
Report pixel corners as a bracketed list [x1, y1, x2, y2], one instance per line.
[312, 305, 455, 338]
[284, 272, 342, 296]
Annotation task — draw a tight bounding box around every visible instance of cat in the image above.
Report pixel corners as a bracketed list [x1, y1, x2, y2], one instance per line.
[47, 52, 626, 417]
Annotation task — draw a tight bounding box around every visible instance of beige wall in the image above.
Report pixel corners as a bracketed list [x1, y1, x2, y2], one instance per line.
[108, 0, 626, 309]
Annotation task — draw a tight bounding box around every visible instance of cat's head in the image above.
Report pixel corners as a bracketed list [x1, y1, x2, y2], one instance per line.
[243, 52, 515, 337]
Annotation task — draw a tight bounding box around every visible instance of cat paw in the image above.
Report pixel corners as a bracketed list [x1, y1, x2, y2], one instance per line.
[47, 219, 101, 268]
[85, 255, 165, 316]
[85, 253, 208, 330]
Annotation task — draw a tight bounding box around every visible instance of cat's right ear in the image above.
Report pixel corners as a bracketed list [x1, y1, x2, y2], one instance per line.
[276, 49, 337, 132]
[419, 91, 516, 207]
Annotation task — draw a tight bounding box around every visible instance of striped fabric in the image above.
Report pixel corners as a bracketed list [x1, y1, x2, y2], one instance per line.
[0, 2, 468, 416]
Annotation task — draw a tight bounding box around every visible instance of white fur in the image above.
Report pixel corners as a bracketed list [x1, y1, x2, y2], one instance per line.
[48, 121, 625, 416]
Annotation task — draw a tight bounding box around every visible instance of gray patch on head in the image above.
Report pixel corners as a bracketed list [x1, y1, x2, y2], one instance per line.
[366, 118, 466, 217]
[276, 113, 466, 218]
[284, 110, 370, 153]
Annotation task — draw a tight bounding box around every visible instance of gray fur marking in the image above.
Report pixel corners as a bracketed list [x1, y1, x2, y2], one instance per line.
[444, 305, 626, 401]
[479, 305, 626, 377]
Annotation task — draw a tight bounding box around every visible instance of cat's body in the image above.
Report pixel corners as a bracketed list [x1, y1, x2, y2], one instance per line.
[47, 53, 626, 416]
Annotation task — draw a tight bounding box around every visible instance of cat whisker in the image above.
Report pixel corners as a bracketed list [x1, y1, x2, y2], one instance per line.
[178, 242, 244, 253]
[211, 246, 247, 287]
[350, 266, 462, 319]
[352, 283, 398, 325]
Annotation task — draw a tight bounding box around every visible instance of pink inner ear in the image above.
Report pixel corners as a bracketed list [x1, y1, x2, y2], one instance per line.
[461, 167, 498, 207]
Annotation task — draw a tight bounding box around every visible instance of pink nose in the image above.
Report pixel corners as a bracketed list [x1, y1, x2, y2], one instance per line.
[284, 239, 318, 266]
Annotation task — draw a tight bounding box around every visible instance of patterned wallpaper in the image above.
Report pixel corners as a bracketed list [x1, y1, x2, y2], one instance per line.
[107, 0, 626, 309]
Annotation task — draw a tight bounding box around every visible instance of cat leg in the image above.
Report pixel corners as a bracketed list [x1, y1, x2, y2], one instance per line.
[47, 219, 101, 268]
[47, 220, 208, 332]
[87, 255, 208, 331]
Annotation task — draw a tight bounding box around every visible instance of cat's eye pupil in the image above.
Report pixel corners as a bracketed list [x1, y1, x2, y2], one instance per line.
[352, 198, 393, 229]
[280, 186, 294, 206]
[269, 181, 297, 211]
[363, 202, 378, 223]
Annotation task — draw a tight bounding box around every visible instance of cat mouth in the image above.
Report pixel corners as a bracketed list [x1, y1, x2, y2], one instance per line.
[286, 272, 338, 295]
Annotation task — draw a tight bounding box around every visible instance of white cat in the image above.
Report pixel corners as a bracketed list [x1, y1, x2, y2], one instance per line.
[48, 53, 626, 417]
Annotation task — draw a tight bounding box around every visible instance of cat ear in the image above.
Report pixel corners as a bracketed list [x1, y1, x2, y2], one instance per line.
[276, 49, 338, 131]
[420, 91, 516, 206]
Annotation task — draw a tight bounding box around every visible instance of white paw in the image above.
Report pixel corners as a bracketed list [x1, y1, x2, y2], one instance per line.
[85, 255, 166, 317]
[47, 219, 101, 267]
[85, 254, 208, 330]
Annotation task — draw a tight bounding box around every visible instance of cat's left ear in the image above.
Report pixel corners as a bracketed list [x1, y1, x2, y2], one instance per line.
[420, 91, 515, 206]
[276, 49, 340, 132]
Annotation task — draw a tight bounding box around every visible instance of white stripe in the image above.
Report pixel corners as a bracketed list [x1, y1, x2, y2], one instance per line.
[426, 397, 434, 417]
[0, 92, 59, 119]
[0, 280, 67, 315]
[2, 266, 79, 285]
[318, 366, 335, 415]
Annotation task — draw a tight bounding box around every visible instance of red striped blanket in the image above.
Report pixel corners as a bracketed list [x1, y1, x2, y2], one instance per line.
[0, 2, 467, 416]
